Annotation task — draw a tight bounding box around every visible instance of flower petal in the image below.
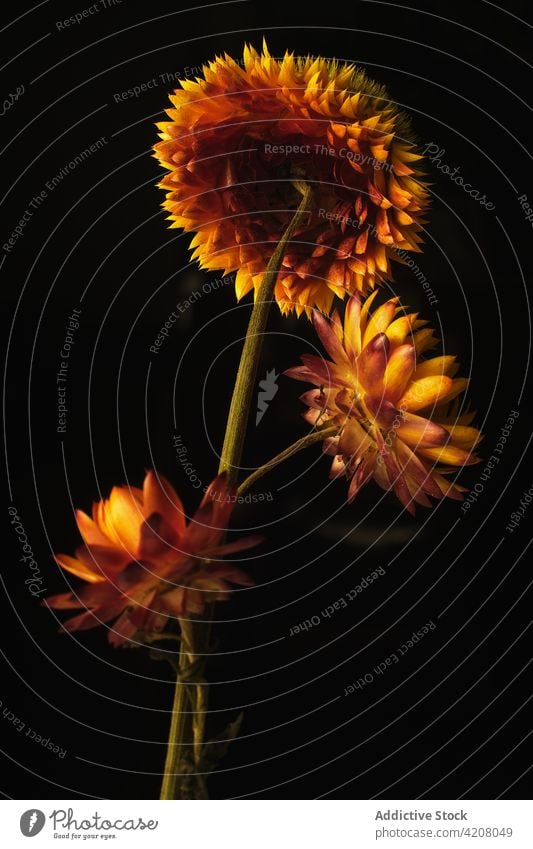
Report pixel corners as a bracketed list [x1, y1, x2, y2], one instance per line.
[343, 293, 362, 358]
[75, 544, 131, 580]
[55, 553, 106, 584]
[338, 419, 374, 456]
[312, 310, 350, 365]
[76, 510, 109, 547]
[361, 299, 397, 348]
[100, 487, 143, 554]
[142, 470, 186, 539]
[395, 411, 449, 449]
[398, 375, 453, 412]
[443, 424, 482, 450]
[413, 355, 458, 379]
[44, 592, 83, 610]
[382, 343, 416, 403]
[357, 332, 390, 390]
[419, 444, 479, 466]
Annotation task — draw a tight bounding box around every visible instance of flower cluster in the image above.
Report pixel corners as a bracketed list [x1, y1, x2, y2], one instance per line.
[154, 41, 429, 316]
[47, 44, 481, 650]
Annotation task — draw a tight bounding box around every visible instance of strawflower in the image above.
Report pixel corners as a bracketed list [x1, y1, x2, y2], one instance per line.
[154, 41, 429, 316]
[285, 292, 481, 512]
[45, 472, 260, 646]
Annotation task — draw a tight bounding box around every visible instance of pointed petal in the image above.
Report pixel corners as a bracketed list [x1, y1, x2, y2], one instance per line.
[442, 424, 481, 450]
[187, 473, 231, 552]
[398, 375, 453, 412]
[362, 299, 397, 348]
[357, 333, 390, 390]
[102, 487, 143, 553]
[383, 344, 415, 403]
[143, 470, 186, 538]
[394, 439, 443, 500]
[138, 513, 178, 561]
[346, 455, 375, 502]
[385, 314, 416, 347]
[312, 310, 350, 365]
[300, 353, 353, 389]
[395, 411, 448, 449]
[44, 592, 83, 610]
[76, 510, 109, 547]
[419, 444, 479, 466]
[343, 293, 362, 358]
[75, 544, 131, 580]
[108, 612, 139, 647]
[432, 471, 466, 501]
[412, 328, 438, 355]
[413, 355, 458, 379]
[55, 553, 106, 584]
[283, 364, 322, 384]
[330, 455, 346, 478]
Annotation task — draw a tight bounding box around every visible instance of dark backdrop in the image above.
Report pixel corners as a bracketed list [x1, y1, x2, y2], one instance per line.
[2, 0, 532, 800]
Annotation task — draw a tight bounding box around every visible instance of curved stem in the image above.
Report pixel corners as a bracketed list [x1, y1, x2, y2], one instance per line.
[160, 182, 312, 799]
[238, 426, 338, 496]
[219, 181, 313, 486]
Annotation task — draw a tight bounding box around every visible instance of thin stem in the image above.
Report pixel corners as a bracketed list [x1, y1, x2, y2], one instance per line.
[160, 620, 200, 800]
[238, 426, 338, 496]
[219, 181, 313, 486]
[160, 182, 312, 800]
[159, 649, 193, 799]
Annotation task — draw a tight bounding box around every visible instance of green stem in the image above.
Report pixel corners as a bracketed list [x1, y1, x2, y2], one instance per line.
[159, 652, 193, 799]
[160, 181, 312, 800]
[238, 425, 338, 496]
[219, 181, 313, 486]
[160, 619, 202, 800]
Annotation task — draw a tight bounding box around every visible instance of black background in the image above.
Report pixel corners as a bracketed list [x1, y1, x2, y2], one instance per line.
[2, 0, 532, 800]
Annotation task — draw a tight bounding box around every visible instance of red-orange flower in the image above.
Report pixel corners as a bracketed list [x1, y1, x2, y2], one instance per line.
[45, 472, 260, 646]
[154, 42, 429, 316]
[285, 293, 482, 512]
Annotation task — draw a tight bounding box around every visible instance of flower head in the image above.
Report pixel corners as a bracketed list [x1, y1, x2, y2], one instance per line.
[285, 292, 481, 512]
[154, 41, 429, 316]
[45, 472, 260, 646]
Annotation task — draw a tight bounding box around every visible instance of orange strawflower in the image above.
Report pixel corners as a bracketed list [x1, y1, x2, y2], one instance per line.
[45, 472, 260, 646]
[154, 41, 429, 316]
[285, 293, 481, 512]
